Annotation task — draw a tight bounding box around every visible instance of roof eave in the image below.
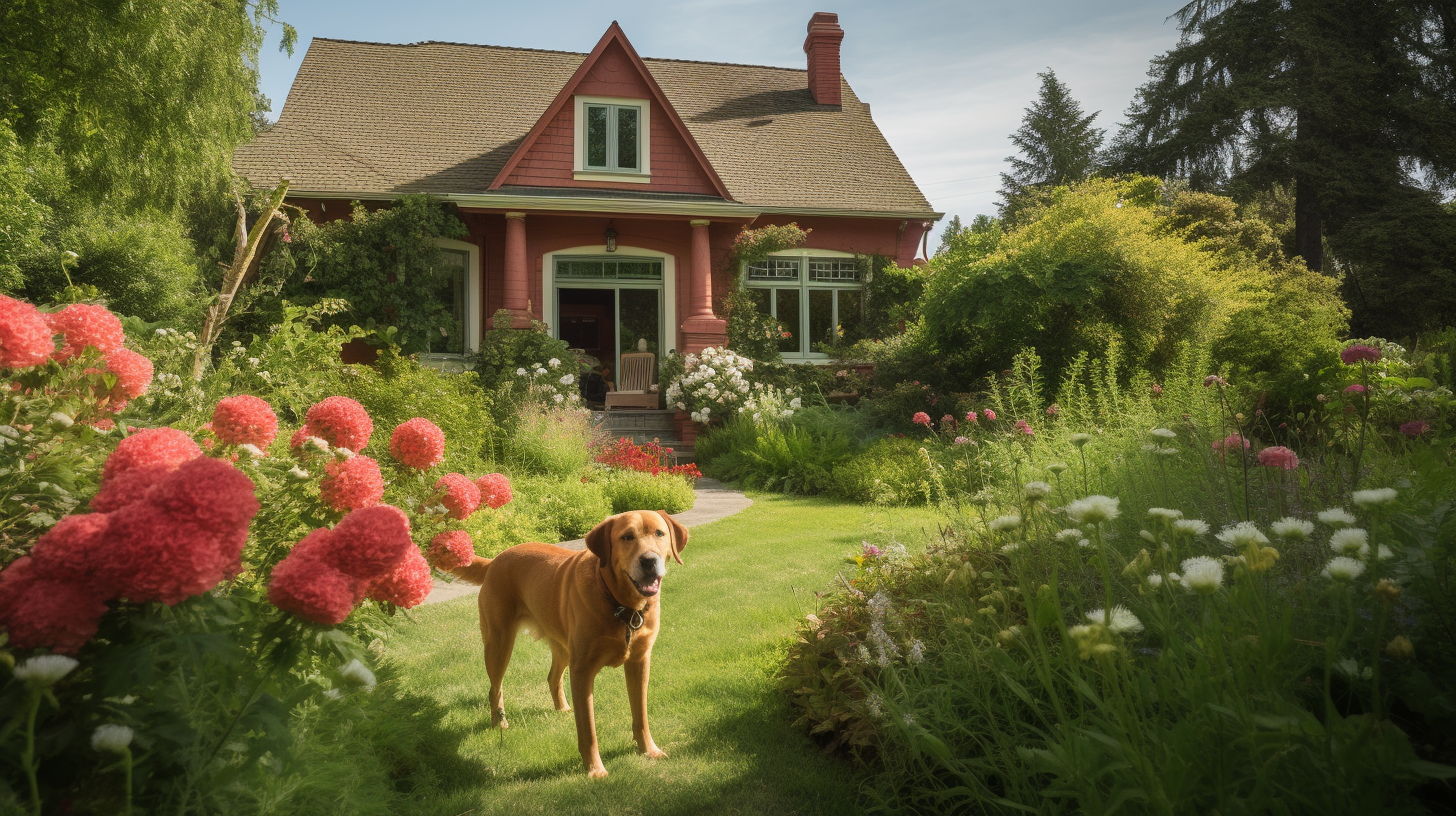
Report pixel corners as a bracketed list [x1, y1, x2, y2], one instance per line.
[284, 188, 941, 221]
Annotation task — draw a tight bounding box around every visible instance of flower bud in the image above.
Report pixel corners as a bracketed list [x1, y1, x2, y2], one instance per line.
[1385, 635, 1414, 660]
[48, 412, 75, 428]
[91, 724, 134, 754]
[1374, 579, 1401, 603]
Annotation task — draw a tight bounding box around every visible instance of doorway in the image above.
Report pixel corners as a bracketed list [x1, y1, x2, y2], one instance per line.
[556, 286, 661, 388]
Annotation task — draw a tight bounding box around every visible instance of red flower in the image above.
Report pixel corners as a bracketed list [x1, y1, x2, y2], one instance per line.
[102, 348, 153, 406]
[1341, 344, 1381, 365]
[212, 395, 279, 448]
[304, 396, 373, 452]
[1256, 445, 1300, 470]
[1400, 420, 1429, 437]
[103, 458, 259, 605]
[0, 295, 55, 369]
[982, 409, 996, 421]
[0, 557, 109, 654]
[428, 530, 475, 570]
[319, 456, 385, 512]
[389, 417, 445, 470]
[47, 303, 125, 363]
[1014, 419, 1035, 436]
[329, 505, 415, 581]
[476, 473, 513, 509]
[911, 411, 931, 426]
[27, 513, 114, 595]
[367, 550, 433, 608]
[267, 537, 360, 626]
[1212, 433, 1250, 453]
[434, 473, 480, 519]
[964, 411, 978, 423]
[1343, 384, 1367, 395]
[93, 427, 202, 512]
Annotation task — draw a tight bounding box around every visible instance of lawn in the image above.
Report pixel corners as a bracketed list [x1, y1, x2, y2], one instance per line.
[380, 494, 944, 816]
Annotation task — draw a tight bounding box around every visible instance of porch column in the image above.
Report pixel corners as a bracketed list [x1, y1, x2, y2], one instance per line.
[681, 218, 727, 354]
[496, 211, 529, 328]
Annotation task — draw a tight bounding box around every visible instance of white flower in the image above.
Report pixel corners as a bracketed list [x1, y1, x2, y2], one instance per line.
[1086, 606, 1143, 635]
[1335, 657, 1373, 680]
[1066, 495, 1120, 524]
[1146, 573, 1165, 589]
[1000, 542, 1020, 553]
[48, 412, 74, 429]
[1055, 528, 1083, 543]
[908, 639, 925, 664]
[559, 374, 575, 386]
[91, 724, 134, 754]
[323, 688, 343, 700]
[1150, 428, 1177, 439]
[238, 443, 264, 458]
[1322, 556, 1366, 582]
[1045, 462, 1068, 474]
[1270, 517, 1314, 541]
[516, 367, 527, 376]
[1069, 432, 1092, 447]
[902, 712, 916, 726]
[548, 358, 561, 368]
[789, 397, 802, 409]
[552, 393, 564, 403]
[1024, 482, 1052, 500]
[1317, 508, 1357, 527]
[154, 328, 168, 336]
[867, 591, 891, 619]
[1173, 519, 1210, 536]
[248, 357, 261, 368]
[1147, 507, 1183, 520]
[1179, 556, 1224, 594]
[306, 436, 330, 454]
[14, 655, 79, 686]
[1374, 544, 1395, 561]
[1215, 521, 1269, 549]
[1352, 488, 1397, 508]
[288, 465, 311, 481]
[865, 692, 884, 718]
[339, 659, 377, 690]
[989, 514, 1022, 532]
[1329, 528, 1370, 556]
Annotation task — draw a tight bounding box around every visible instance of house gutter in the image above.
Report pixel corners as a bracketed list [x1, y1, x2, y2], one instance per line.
[286, 189, 942, 222]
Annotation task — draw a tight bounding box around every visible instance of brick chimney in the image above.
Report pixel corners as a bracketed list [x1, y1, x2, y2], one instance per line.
[803, 12, 844, 106]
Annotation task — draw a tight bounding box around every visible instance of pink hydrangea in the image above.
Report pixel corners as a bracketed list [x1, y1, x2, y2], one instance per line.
[434, 472, 480, 519]
[1341, 344, 1381, 365]
[1212, 433, 1250, 453]
[1343, 384, 1366, 395]
[0, 294, 56, 369]
[329, 505, 415, 581]
[476, 473, 513, 509]
[1400, 420, 1429, 437]
[47, 303, 125, 363]
[319, 456, 385, 512]
[911, 412, 932, 426]
[0, 557, 110, 654]
[389, 417, 445, 470]
[303, 396, 373, 452]
[1014, 419, 1035, 436]
[367, 550, 433, 608]
[982, 409, 996, 421]
[428, 530, 475, 570]
[267, 534, 360, 626]
[964, 411, 978, 423]
[940, 414, 955, 425]
[212, 395, 279, 448]
[101, 347, 154, 408]
[26, 513, 114, 595]
[93, 427, 203, 512]
[1256, 445, 1300, 470]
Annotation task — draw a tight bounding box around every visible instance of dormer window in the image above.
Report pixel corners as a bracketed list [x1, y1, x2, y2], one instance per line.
[574, 96, 651, 182]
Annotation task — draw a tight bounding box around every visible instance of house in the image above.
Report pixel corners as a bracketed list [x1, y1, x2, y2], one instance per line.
[234, 12, 939, 378]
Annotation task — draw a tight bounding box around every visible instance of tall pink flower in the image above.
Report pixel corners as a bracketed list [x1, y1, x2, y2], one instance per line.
[476, 473, 513, 509]
[304, 396, 373, 452]
[1343, 384, 1366, 395]
[911, 411, 931, 426]
[1212, 433, 1250, 453]
[964, 411, 978, 423]
[212, 395, 279, 448]
[1400, 420, 1429, 438]
[982, 409, 996, 421]
[1341, 344, 1381, 365]
[389, 417, 445, 470]
[434, 473, 480, 519]
[1014, 419, 1034, 436]
[47, 303, 125, 363]
[319, 456, 385, 512]
[1256, 446, 1300, 470]
[0, 294, 55, 369]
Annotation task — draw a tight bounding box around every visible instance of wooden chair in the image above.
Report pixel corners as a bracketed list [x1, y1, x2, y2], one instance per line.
[605, 352, 659, 410]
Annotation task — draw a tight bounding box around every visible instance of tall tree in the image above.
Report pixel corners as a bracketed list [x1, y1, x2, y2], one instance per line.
[0, 0, 296, 211]
[998, 70, 1105, 220]
[1109, 0, 1456, 275]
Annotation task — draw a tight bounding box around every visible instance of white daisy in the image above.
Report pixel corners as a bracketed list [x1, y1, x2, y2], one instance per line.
[91, 725, 134, 754]
[1216, 521, 1269, 549]
[1321, 556, 1366, 582]
[1352, 488, 1397, 508]
[1317, 508, 1357, 527]
[1329, 528, 1370, 556]
[1065, 495, 1120, 524]
[1173, 519, 1210, 536]
[14, 655, 80, 686]
[1147, 507, 1183, 520]
[1270, 517, 1314, 541]
[1179, 556, 1224, 594]
[1086, 606, 1143, 634]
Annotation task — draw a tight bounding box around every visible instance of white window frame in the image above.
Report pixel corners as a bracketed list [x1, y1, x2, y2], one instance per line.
[419, 237, 481, 362]
[544, 245, 677, 376]
[742, 249, 861, 363]
[573, 95, 651, 183]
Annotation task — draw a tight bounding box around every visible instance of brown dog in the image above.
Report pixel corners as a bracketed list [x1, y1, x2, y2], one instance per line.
[448, 509, 687, 778]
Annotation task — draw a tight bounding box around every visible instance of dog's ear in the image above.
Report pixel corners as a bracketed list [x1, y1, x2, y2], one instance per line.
[658, 510, 688, 564]
[585, 517, 614, 567]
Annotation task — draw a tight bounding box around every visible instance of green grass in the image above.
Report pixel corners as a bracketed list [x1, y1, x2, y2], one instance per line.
[379, 493, 944, 816]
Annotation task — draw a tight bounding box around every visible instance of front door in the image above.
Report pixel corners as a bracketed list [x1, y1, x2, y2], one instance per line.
[554, 255, 664, 387]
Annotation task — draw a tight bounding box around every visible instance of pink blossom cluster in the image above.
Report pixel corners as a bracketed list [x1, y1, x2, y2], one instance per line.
[268, 505, 430, 625]
[1, 297, 155, 415]
[476, 473, 513, 509]
[434, 473, 481, 519]
[1341, 344, 1381, 365]
[1256, 446, 1300, 470]
[389, 417, 446, 470]
[212, 395, 280, 448]
[292, 396, 373, 452]
[428, 530, 476, 570]
[1211, 433, 1250, 454]
[319, 456, 386, 512]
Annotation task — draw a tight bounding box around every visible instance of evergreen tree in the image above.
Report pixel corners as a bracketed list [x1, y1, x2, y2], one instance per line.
[998, 70, 1105, 221]
[937, 215, 965, 252]
[1109, 0, 1456, 281]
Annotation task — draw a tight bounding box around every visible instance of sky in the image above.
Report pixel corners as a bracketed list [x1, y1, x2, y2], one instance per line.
[255, 1, 1187, 248]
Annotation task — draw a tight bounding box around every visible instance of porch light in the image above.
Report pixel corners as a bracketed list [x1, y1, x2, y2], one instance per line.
[605, 227, 618, 252]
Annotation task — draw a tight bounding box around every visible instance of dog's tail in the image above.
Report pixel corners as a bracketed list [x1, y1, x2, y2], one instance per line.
[448, 556, 492, 585]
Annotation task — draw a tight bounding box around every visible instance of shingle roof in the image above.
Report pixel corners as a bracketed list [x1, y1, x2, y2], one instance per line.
[234, 38, 935, 216]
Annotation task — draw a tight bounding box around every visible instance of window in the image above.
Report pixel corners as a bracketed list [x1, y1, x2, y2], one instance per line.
[743, 255, 864, 359]
[432, 248, 468, 355]
[583, 103, 641, 173]
[555, 256, 663, 281]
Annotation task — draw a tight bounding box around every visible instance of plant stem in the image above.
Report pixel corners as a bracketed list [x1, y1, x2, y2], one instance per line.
[21, 689, 42, 816]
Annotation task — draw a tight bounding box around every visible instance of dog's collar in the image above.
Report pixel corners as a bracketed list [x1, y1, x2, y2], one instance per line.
[597, 567, 650, 646]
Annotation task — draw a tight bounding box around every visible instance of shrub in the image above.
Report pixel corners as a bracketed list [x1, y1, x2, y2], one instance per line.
[704, 418, 852, 495]
[512, 476, 611, 541]
[499, 405, 596, 479]
[830, 437, 946, 506]
[597, 469, 696, 514]
[474, 309, 574, 397]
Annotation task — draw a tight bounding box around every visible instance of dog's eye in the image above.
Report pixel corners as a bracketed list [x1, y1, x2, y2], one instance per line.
[622, 532, 635, 541]
[655, 529, 666, 537]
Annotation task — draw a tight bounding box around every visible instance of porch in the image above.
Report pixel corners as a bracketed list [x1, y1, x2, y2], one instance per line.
[591, 408, 694, 463]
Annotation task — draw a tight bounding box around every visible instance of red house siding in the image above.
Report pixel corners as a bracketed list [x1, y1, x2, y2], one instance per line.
[501, 41, 719, 196]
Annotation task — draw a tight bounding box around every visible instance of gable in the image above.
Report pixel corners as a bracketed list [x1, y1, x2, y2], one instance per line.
[492, 26, 730, 199]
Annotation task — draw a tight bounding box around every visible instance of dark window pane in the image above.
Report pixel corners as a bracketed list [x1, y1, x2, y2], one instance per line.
[558, 260, 604, 279]
[837, 288, 865, 345]
[616, 261, 660, 280]
[618, 288, 659, 361]
[435, 249, 467, 354]
[616, 106, 639, 170]
[586, 106, 608, 168]
[746, 258, 798, 280]
[775, 288, 800, 354]
[809, 288, 834, 351]
[747, 288, 770, 315]
[809, 258, 861, 281]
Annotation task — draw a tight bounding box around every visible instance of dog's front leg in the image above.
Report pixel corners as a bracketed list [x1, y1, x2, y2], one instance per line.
[569, 661, 608, 778]
[625, 653, 666, 759]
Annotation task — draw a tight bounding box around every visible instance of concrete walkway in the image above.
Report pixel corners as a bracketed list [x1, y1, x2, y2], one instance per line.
[420, 477, 751, 606]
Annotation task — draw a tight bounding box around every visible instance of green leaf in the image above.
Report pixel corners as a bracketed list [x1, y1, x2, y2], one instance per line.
[1411, 759, 1456, 779]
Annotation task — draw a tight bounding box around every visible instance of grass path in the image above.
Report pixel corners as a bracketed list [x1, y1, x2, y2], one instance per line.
[385, 494, 942, 816]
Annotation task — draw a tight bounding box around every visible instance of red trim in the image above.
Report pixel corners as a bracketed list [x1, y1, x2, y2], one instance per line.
[487, 22, 734, 201]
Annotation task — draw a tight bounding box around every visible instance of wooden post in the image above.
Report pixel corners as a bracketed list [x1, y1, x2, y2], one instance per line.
[191, 180, 290, 380]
